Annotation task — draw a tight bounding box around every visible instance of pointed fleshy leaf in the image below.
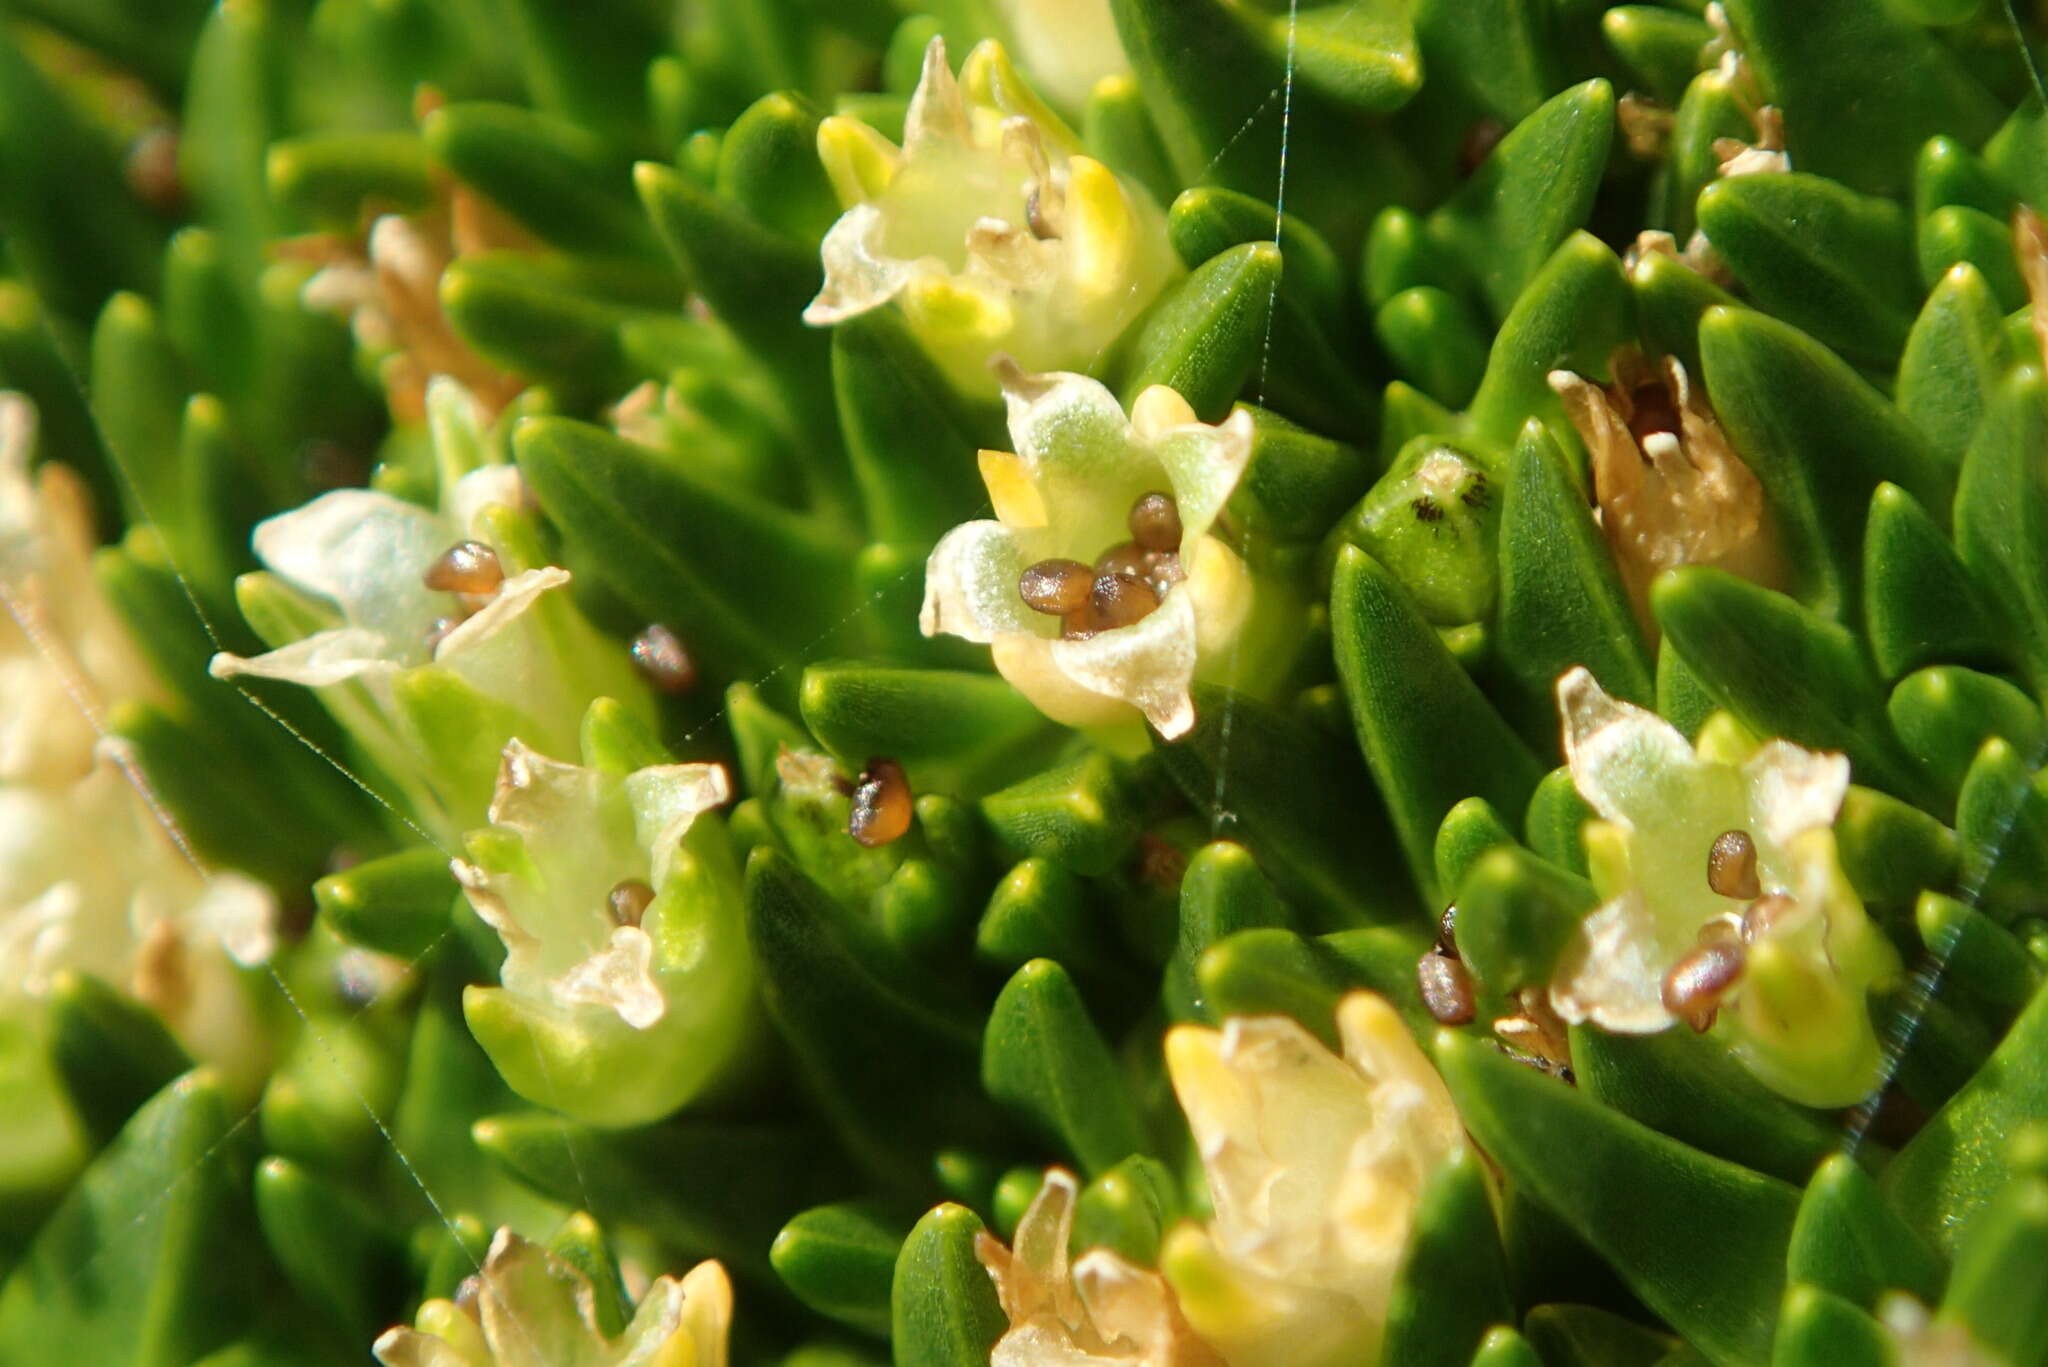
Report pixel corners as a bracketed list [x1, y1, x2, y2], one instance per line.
[1117, 242, 1276, 422]
[1600, 7, 1712, 107]
[1699, 305, 1952, 622]
[1787, 1154, 1945, 1310]
[1954, 365, 2048, 693]
[1769, 1286, 1890, 1367]
[251, 1157, 405, 1341]
[1572, 1027, 1841, 1187]
[1231, 402, 1374, 542]
[977, 858, 1127, 983]
[1375, 286, 1491, 408]
[0, 1072, 258, 1366]
[744, 849, 995, 1190]
[1332, 546, 1546, 902]
[1435, 1029, 1799, 1367]
[265, 132, 433, 230]
[890, 1204, 1006, 1367]
[1465, 233, 1635, 449]
[1920, 206, 2027, 312]
[1168, 185, 1348, 330]
[1953, 737, 2048, 921]
[313, 846, 458, 961]
[1522, 768, 1594, 878]
[1652, 567, 1937, 809]
[1469, 1326, 1545, 1367]
[1898, 263, 2017, 470]
[1453, 846, 1596, 996]
[1717, 0, 2001, 196]
[1864, 483, 2007, 683]
[979, 750, 1143, 879]
[1383, 1148, 1514, 1367]
[1497, 418, 1654, 751]
[1426, 80, 1616, 323]
[1165, 841, 1293, 1020]
[1917, 890, 2041, 1024]
[771, 1202, 905, 1340]
[983, 959, 1147, 1177]
[1072, 1154, 1178, 1266]
[1521, 1305, 1681, 1367]
[799, 663, 1060, 796]
[717, 90, 840, 247]
[1833, 784, 1957, 912]
[1435, 797, 1520, 902]
[1935, 1174, 2048, 1366]
[45, 972, 192, 1151]
[1196, 925, 1437, 1043]
[1695, 173, 1917, 369]
[1886, 958, 2048, 1254]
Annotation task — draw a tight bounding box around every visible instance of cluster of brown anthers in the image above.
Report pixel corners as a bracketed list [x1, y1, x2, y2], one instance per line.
[1659, 828, 1793, 1032]
[1017, 489, 1185, 638]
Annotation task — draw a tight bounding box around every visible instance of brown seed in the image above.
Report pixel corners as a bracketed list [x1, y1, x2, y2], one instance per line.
[849, 757, 913, 847]
[1094, 540, 1152, 580]
[1019, 558, 1095, 616]
[1741, 892, 1798, 943]
[1089, 572, 1160, 629]
[1661, 940, 1746, 1032]
[1129, 491, 1183, 553]
[423, 539, 504, 595]
[631, 623, 696, 693]
[608, 878, 656, 927]
[1707, 829, 1760, 899]
[1418, 952, 1476, 1025]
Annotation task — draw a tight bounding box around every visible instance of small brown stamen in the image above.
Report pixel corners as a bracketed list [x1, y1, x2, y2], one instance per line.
[1707, 829, 1760, 900]
[1093, 540, 1152, 580]
[423, 539, 504, 595]
[1019, 558, 1095, 616]
[631, 623, 696, 693]
[849, 757, 913, 847]
[423, 615, 464, 653]
[1088, 572, 1160, 629]
[1145, 550, 1185, 595]
[608, 878, 656, 927]
[1025, 185, 1059, 240]
[1129, 491, 1182, 553]
[1418, 952, 1476, 1025]
[1662, 939, 1746, 1031]
[1741, 892, 1798, 943]
[1436, 904, 1460, 958]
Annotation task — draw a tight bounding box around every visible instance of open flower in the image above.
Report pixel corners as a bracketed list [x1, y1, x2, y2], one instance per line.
[1546, 667, 1901, 1107]
[804, 37, 1178, 397]
[0, 392, 274, 1087]
[921, 367, 1263, 741]
[211, 379, 648, 838]
[976, 1168, 1224, 1367]
[456, 726, 759, 1128]
[1548, 349, 1779, 636]
[373, 1227, 732, 1367]
[1159, 993, 1466, 1367]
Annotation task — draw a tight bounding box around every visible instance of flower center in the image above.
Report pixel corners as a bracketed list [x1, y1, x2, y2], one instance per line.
[1018, 490, 1186, 639]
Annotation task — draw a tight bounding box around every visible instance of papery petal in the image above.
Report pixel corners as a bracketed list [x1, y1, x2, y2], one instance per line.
[991, 632, 1140, 732]
[555, 924, 664, 1029]
[1557, 666, 1698, 827]
[473, 1229, 606, 1367]
[671, 1261, 734, 1367]
[208, 627, 403, 687]
[922, 520, 1043, 643]
[1741, 740, 1850, 850]
[433, 567, 571, 663]
[1546, 892, 1676, 1032]
[1001, 368, 1147, 545]
[448, 464, 528, 538]
[805, 204, 918, 326]
[1049, 589, 1197, 738]
[251, 488, 449, 645]
[1135, 394, 1251, 548]
[373, 1324, 486, 1367]
[625, 762, 732, 888]
[905, 35, 973, 152]
[189, 870, 277, 967]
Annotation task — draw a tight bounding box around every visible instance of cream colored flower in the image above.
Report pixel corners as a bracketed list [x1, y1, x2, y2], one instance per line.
[456, 738, 757, 1127]
[0, 392, 274, 1085]
[976, 1168, 1224, 1367]
[1879, 1293, 2014, 1367]
[211, 379, 645, 837]
[1547, 667, 1901, 1107]
[921, 367, 1257, 740]
[373, 1228, 732, 1367]
[1548, 349, 1779, 636]
[804, 37, 1177, 397]
[1159, 994, 1465, 1367]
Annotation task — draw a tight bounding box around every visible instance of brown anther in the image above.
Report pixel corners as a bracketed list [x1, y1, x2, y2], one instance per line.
[849, 757, 913, 847]
[423, 539, 504, 595]
[1129, 491, 1183, 553]
[1456, 116, 1508, 177]
[1418, 952, 1476, 1025]
[422, 616, 465, 653]
[1089, 571, 1160, 629]
[1025, 186, 1059, 240]
[1707, 829, 1761, 900]
[125, 125, 185, 213]
[1741, 892, 1798, 943]
[1494, 988, 1572, 1073]
[1661, 939, 1746, 1031]
[631, 623, 697, 694]
[1144, 550, 1185, 595]
[1093, 540, 1152, 581]
[1436, 904, 1460, 957]
[1626, 378, 1682, 446]
[1018, 558, 1095, 616]
[1134, 832, 1188, 890]
[608, 878, 656, 928]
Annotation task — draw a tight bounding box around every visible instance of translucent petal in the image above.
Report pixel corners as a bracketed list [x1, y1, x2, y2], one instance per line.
[1557, 666, 1700, 826]
[1547, 892, 1677, 1032]
[1049, 588, 1198, 737]
[208, 627, 402, 687]
[251, 488, 449, 648]
[922, 520, 1043, 643]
